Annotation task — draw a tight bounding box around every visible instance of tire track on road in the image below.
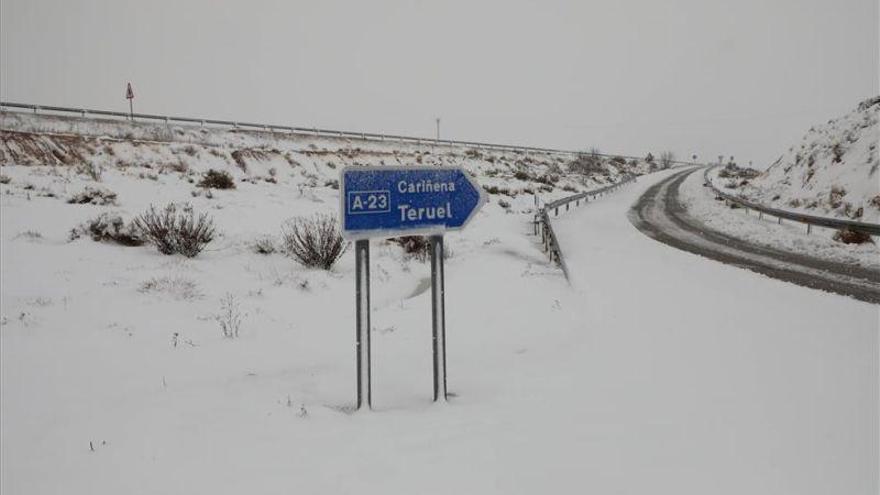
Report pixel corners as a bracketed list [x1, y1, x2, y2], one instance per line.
[629, 168, 880, 304]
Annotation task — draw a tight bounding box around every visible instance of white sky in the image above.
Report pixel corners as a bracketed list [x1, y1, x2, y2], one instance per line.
[1, 0, 877, 166]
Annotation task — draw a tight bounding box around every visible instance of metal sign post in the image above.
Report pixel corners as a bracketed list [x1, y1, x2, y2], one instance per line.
[340, 166, 486, 409]
[429, 235, 447, 401]
[355, 239, 371, 409]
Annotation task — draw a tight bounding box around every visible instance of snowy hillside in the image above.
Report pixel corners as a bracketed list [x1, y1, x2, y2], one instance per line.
[713, 96, 880, 223]
[0, 111, 653, 204]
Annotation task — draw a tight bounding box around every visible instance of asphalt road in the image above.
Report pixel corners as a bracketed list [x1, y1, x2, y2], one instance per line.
[628, 168, 880, 305]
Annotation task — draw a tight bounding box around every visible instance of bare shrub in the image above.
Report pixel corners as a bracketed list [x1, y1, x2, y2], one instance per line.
[483, 185, 512, 196]
[829, 186, 846, 209]
[252, 236, 277, 255]
[217, 293, 243, 338]
[13, 231, 43, 242]
[71, 213, 144, 246]
[389, 236, 430, 261]
[513, 170, 531, 181]
[139, 276, 202, 300]
[198, 169, 236, 189]
[0, 174, 11, 184]
[659, 151, 676, 169]
[133, 203, 215, 257]
[281, 214, 346, 269]
[76, 162, 102, 182]
[568, 154, 604, 175]
[833, 228, 874, 245]
[67, 186, 118, 205]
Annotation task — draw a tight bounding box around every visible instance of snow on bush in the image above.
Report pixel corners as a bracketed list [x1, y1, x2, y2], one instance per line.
[139, 276, 202, 300]
[280, 214, 346, 269]
[251, 236, 277, 255]
[832, 228, 875, 245]
[217, 293, 243, 338]
[197, 169, 236, 189]
[67, 186, 118, 205]
[70, 213, 144, 246]
[133, 203, 216, 257]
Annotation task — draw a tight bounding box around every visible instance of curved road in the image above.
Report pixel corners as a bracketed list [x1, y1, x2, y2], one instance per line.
[629, 168, 880, 304]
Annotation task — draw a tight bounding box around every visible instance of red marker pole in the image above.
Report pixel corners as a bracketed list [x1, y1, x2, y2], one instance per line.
[126, 83, 135, 120]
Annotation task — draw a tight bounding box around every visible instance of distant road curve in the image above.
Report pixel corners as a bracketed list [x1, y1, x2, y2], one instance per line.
[629, 168, 880, 304]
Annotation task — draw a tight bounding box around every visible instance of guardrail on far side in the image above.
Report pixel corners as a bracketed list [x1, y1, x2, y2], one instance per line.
[703, 166, 880, 237]
[1, 101, 707, 168]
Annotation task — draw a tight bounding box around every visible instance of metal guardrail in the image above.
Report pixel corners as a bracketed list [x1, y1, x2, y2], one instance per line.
[0, 101, 703, 167]
[704, 167, 880, 236]
[535, 175, 639, 281]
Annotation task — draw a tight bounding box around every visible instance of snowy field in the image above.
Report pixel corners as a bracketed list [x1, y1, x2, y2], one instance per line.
[2, 163, 876, 494]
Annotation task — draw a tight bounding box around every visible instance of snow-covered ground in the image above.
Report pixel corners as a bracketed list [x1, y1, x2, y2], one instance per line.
[679, 168, 880, 270]
[2, 160, 876, 494]
[714, 96, 880, 223]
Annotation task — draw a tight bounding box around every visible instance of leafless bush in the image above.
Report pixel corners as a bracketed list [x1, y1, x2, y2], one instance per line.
[198, 169, 236, 189]
[252, 236, 277, 255]
[833, 228, 874, 245]
[76, 162, 103, 182]
[829, 186, 846, 209]
[389, 236, 430, 261]
[67, 186, 118, 205]
[568, 154, 604, 175]
[13, 230, 43, 241]
[0, 174, 11, 184]
[217, 293, 243, 338]
[139, 276, 202, 300]
[71, 213, 144, 246]
[659, 151, 676, 169]
[513, 170, 531, 181]
[133, 203, 216, 257]
[281, 214, 346, 269]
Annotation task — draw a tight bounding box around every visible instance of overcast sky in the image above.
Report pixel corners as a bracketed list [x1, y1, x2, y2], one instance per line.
[1, 0, 877, 166]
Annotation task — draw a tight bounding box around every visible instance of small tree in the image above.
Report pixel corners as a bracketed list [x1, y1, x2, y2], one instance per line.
[659, 151, 675, 169]
[281, 214, 347, 269]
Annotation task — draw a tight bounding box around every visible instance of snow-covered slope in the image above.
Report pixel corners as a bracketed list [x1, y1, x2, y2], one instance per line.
[0, 111, 653, 203]
[715, 97, 880, 223]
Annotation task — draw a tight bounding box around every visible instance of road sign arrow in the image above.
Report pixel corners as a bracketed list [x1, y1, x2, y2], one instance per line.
[340, 166, 488, 240]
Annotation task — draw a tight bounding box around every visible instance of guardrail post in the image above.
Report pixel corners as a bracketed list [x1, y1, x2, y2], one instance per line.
[806, 224, 812, 235]
[777, 217, 782, 225]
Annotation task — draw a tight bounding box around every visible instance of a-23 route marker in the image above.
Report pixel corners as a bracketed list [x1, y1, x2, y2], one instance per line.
[340, 166, 487, 410]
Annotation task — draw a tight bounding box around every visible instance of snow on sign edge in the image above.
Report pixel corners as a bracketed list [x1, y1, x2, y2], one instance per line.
[338, 164, 489, 241]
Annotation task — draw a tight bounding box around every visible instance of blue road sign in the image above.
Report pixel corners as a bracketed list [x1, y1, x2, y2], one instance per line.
[340, 166, 487, 239]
